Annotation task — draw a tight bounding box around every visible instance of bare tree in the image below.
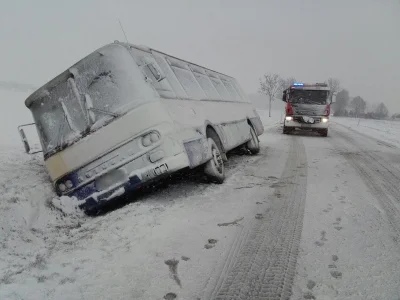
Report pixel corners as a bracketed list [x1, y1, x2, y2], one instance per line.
[279, 77, 297, 92]
[259, 73, 282, 117]
[334, 89, 349, 116]
[375, 102, 389, 119]
[327, 78, 340, 101]
[351, 96, 367, 118]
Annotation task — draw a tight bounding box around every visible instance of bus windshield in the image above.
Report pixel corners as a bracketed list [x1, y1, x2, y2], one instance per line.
[30, 46, 152, 157]
[288, 89, 329, 105]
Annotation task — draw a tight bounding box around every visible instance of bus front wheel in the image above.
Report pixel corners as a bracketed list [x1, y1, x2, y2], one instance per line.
[204, 138, 225, 184]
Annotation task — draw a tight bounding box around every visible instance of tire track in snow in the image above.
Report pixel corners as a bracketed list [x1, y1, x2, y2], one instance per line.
[206, 136, 307, 300]
[332, 128, 400, 244]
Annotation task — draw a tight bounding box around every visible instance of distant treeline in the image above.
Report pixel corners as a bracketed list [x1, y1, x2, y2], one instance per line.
[332, 89, 398, 120]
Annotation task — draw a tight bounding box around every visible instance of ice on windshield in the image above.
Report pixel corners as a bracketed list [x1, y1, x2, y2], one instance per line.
[30, 45, 155, 157]
[288, 89, 329, 105]
[31, 76, 86, 152]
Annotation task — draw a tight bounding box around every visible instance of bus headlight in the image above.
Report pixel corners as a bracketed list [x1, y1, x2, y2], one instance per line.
[150, 132, 160, 143]
[58, 183, 67, 192]
[285, 116, 293, 121]
[65, 180, 73, 189]
[142, 131, 160, 147]
[58, 180, 74, 193]
[322, 118, 329, 123]
[142, 135, 152, 147]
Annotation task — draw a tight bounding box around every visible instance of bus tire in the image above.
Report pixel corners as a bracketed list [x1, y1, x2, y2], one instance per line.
[247, 126, 260, 154]
[204, 138, 225, 184]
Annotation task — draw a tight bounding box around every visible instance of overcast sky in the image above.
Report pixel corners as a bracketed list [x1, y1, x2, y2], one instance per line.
[1, 0, 399, 111]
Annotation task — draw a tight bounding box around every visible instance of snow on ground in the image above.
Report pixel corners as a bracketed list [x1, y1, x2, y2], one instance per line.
[0, 93, 281, 300]
[333, 116, 400, 148]
[290, 123, 400, 300]
[2, 95, 400, 300]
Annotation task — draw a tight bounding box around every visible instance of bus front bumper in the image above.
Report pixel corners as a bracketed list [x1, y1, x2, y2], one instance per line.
[68, 152, 188, 212]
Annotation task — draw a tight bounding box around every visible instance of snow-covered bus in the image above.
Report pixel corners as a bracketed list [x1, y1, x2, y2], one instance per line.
[19, 41, 263, 213]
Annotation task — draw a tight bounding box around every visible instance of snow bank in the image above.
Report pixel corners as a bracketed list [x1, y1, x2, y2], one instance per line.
[333, 117, 400, 148]
[0, 147, 86, 287]
[50, 196, 86, 216]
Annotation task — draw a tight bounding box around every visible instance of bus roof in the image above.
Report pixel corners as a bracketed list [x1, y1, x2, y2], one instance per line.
[25, 41, 236, 107]
[117, 41, 234, 79]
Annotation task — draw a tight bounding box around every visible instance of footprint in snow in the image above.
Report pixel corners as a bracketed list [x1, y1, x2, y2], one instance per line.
[330, 271, 342, 279]
[165, 259, 181, 287]
[333, 217, 343, 230]
[164, 292, 177, 299]
[255, 214, 263, 220]
[314, 231, 327, 246]
[306, 280, 316, 290]
[205, 239, 218, 249]
[303, 291, 316, 299]
[181, 256, 190, 261]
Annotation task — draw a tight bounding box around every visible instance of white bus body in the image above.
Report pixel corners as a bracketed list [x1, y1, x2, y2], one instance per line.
[22, 42, 264, 212]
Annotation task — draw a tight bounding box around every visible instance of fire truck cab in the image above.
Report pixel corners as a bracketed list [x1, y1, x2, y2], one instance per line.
[282, 82, 332, 137]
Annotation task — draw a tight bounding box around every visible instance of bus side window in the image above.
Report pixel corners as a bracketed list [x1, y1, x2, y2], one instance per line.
[130, 47, 176, 99]
[189, 64, 221, 101]
[206, 71, 231, 101]
[230, 79, 247, 102]
[221, 77, 242, 102]
[167, 57, 206, 100]
[152, 52, 188, 99]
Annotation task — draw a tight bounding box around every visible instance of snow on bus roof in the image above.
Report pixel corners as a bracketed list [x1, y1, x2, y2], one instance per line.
[25, 41, 236, 107]
[116, 41, 234, 79]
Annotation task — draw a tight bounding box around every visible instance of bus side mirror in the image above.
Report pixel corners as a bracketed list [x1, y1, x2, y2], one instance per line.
[17, 123, 42, 154]
[148, 63, 165, 82]
[18, 126, 31, 153]
[331, 94, 337, 104]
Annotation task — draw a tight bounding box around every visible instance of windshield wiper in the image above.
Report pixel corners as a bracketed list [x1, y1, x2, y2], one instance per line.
[55, 115, 67, 150]
[54, 101, 80, 151]
[84, 93, 121, 123]
[68, 77, 121, 126]
[88, 106, 120, 118]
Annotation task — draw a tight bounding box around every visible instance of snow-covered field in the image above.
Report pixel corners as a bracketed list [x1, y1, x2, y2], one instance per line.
[1, 90, 400, 300]
[333, 116, 400, 148]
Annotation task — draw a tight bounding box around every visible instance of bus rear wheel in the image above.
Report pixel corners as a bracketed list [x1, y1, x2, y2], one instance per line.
[204, 138, 225, 184]
[247, 126, 260, 154]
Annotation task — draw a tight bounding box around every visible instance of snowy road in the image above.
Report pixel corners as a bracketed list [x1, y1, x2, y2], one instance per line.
[1, 120, 400, 300]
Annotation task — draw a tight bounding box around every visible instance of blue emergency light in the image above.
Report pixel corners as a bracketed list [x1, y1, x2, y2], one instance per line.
[293, 82, 304, 86]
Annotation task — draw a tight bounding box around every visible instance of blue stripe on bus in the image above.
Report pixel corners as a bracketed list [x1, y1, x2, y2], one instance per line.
[70, 174, 142, 211]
